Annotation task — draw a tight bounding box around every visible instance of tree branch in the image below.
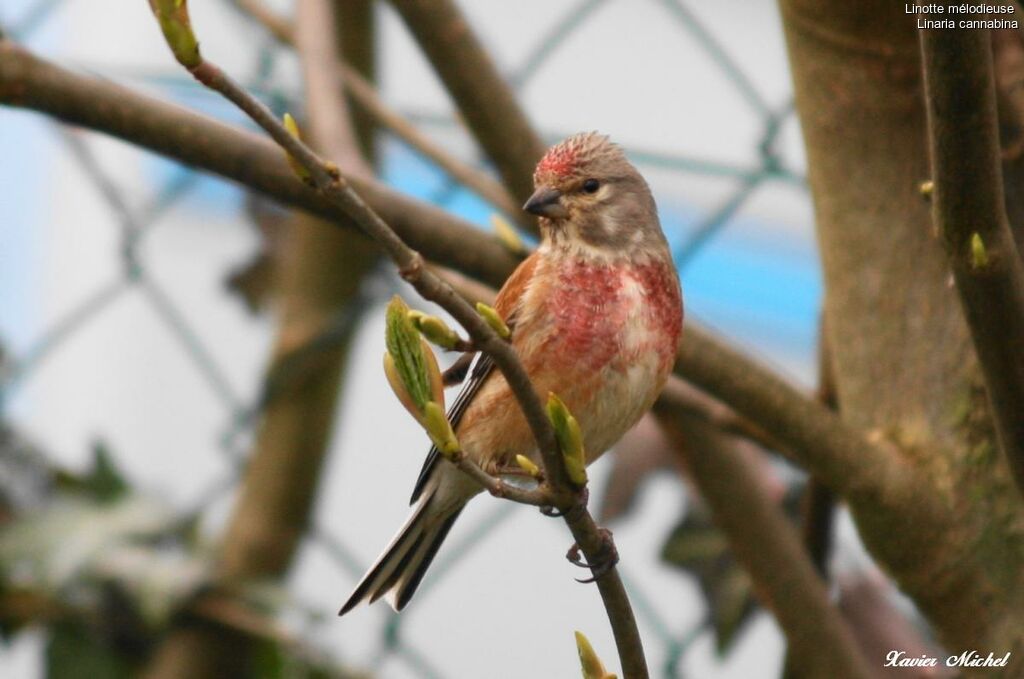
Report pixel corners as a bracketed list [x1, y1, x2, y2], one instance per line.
[781, 318, 838, 679]
[920, 24, 1024, 496]
[674, 323, 931, 509]
[801, 319, 838, 575]
[330, 0, 377, 166]
[992, 22, 1024, 256]
[388, 0, 547, 206]
[0, 39, 520, 289]
[296, 0, 370, 179]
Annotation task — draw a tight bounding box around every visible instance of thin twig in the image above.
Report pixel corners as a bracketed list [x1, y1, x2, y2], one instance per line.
[229, 0, 525, 223]
[780, 319, 838, 679]
[802, 318, 838, 575]
[449, 454, 551, 506]
[920, 24, 1024, 496]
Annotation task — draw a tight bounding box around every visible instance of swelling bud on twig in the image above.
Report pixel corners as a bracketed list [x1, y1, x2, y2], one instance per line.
[491, 214, 530, 256]
[574, 631, 617, 679]
[970, 232, 989, 270]
[547, 393, 587, 486]
[148, 0, 201, 68]
[423, 402, 460, 459]
[408, 310, 461, 350]
[514, 454, 541, 478]
[383, 296, 446, 427]
[282, 113, 312, 183]
[919, 179, 934, 201]
[475, 302, 511, 339]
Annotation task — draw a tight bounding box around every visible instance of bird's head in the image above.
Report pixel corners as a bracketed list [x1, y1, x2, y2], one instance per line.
[524, 132, 663, 254]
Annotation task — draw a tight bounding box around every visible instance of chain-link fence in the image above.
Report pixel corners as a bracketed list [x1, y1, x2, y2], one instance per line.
[0, 1, 812, 676]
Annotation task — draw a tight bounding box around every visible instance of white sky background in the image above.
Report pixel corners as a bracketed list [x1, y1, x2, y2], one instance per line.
[0, 1, 835, 677]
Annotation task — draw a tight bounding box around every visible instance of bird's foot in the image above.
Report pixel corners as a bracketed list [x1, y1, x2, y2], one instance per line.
[566, 527, 618, 583]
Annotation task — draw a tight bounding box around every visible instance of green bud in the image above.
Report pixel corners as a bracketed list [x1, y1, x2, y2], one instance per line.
[409, 311, 460, 350]
[575, 631, 616, 679]
[385, 296, 445, 413]
[423, 402, 460, 459]
[491, 214, 529, 256]
[149, 0, 201, 68]
[282, 113, 311, 182]
[383, 351, 417, 422]
[919, 179, 934, 200]
[514, 454, 541, 478]
[547, 393, 587, 487]
[970, 232, 989, 270]
[476, 302, 510, 339]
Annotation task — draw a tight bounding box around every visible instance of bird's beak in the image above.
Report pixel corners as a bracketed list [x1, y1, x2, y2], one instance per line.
[523, 187, 568, 219]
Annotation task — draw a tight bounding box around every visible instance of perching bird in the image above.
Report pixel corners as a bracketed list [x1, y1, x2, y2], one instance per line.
[339, 132, 683, 614]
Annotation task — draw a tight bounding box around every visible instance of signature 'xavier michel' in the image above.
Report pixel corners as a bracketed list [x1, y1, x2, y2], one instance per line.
[340, 132, 684, 614]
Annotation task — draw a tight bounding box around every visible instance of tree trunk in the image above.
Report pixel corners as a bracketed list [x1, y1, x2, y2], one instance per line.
[780, 0, 1024, 662]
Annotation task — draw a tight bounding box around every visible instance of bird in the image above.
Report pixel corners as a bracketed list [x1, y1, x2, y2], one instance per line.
[339, 132, 683, 615]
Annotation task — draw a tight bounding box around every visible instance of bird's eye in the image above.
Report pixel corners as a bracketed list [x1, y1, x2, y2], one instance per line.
[582, 178, 600, 194]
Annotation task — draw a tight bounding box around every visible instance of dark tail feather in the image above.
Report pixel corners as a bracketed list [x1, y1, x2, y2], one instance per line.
[339, 492, 464, 615]
[392, 507, 462, 611]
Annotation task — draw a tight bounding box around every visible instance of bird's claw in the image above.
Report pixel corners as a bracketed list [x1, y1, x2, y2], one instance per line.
[566, 527, 619, 583]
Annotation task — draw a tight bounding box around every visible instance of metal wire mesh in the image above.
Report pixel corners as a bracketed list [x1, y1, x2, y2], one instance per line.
[0, 1, 807, 676]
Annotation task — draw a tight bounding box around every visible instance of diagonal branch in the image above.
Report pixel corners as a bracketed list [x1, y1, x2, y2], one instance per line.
[674, 323, 927, 507]
[919, 24, 1024, 496]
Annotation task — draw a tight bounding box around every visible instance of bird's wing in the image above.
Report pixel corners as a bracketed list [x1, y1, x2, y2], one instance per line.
[408, 252, 541, 504]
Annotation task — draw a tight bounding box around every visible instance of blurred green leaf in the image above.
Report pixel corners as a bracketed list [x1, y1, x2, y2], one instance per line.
[87, 442, 129, 503]
[52, 441, 130, 504]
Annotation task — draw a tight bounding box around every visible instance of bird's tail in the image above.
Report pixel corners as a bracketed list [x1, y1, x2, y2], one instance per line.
[338, 486, 465, 615]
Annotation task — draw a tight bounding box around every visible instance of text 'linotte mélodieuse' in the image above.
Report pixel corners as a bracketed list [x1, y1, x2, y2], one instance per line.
[906, 4, 1018, 28]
